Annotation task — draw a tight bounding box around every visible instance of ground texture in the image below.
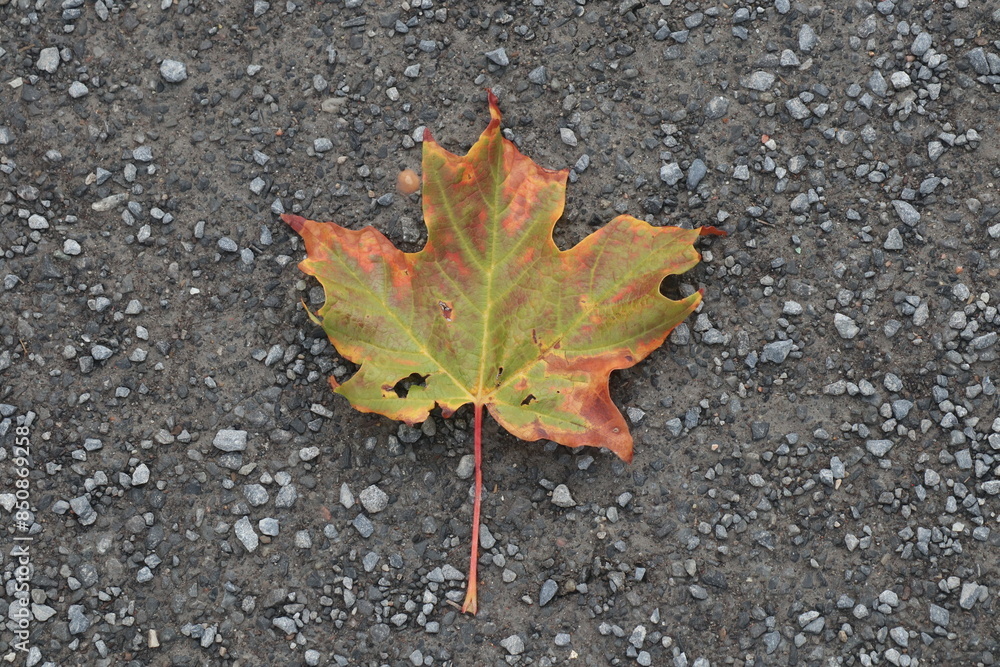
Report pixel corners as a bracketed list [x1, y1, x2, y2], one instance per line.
[2, 0, 1000, 666]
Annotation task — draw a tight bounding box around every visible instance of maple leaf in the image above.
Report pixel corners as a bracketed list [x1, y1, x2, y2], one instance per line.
[282, 91, 722, 614]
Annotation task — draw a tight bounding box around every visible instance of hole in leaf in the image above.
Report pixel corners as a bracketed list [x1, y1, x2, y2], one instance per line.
[495, 366, 504, 385]
[438, 300, 453, 321]
[391, 373, 428, 398]
[659, 274, 682, 299]
[520, 394, 536, 406]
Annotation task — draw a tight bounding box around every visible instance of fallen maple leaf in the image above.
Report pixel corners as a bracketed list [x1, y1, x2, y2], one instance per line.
[283, 91, 721, 614]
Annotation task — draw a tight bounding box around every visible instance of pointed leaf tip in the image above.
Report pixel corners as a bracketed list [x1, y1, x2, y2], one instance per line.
[281, 213, 307, 233]
[699, 225, 727, 237]
[486, 88, 501, 121]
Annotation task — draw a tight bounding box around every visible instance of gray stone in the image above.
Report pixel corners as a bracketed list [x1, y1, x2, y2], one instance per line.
[92, 194, 126, 212]
[889, 71, 911, 89]
[866, 439, 894, 457]
[353, 513, 374, 538]
[259, 517, 279, 536]
[761, 340, 793, 364]
[927, 141, 944, 162]
[68, 81, 89, 98]
[627, 406, 646, 424]
[891, 400, 913, 419]
[340, 483, 355, 508]
[780, 49, 800, 67]
[686, 159, 707, 189]
[456, 454, 475, 480]
[68, 605, 90, 634]
[560, 127, 578, 147]
[539, 579, 558, 606]
[966, 47, 990, 75]
[971, 332, 997, 350]
[214, 429, 247, 451]
[785, 98, 811, 120]
[551, 484, 576, 508]
[32, 604, 57, 622]
[485, 48, 509, 66]
[528, 66, 547, 84]
[798, 24, 818, 53]
[479, 523, 496, 549]
[91, 344, 113, 361]
[689, 584, 709, 600]
[131, 463, 150, 485]
[911, 32, 932, 57]
[243, 484, 269, 506]
[500, 635, 525, 655]
[705, 96, 729, 119]
[234, 516, 259, 552]
[660, 162, 683, 185]
[959, 582, 982, 609]
[359, 485, 388, 514]
[36, 47, 60, 73]
[782, 301, 803, 316]
[834, 313, 860, 339]
[884, 228, 903, 250]
[929, 604, 950, 627]
[742, 71, 775, 91]
[272, 616, 297, 634]
[790, 193, 810, 213]
[160, 59, 188, 82]
[275, 484, 298, 508]
[883, 373, 903, 392]
[69, 496, 97, 525]
[889, 626, 908, 647]
[868, 70, 888, 97]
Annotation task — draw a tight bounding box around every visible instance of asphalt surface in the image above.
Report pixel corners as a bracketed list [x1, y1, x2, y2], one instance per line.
[2, 1, 1000, 666]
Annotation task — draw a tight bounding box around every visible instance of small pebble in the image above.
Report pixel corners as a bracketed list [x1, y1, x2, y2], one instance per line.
[160, 59, 187, 82]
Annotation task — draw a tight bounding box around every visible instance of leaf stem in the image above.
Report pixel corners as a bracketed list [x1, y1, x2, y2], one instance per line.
[461, 402, 483, 615]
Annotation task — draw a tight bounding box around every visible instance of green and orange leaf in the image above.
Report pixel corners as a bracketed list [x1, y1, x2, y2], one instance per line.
[283, 90, 722, 613]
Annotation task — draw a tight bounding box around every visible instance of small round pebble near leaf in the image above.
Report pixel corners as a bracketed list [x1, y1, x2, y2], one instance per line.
[397, 168, 421, 194]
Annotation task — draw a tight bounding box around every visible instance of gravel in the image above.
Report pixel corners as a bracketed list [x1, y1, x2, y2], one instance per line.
[36, 47, 60, 73]
[159, 58, 187, 82]
[550, 484, 576, 508]
[892, 199, 921, 226]
[359, 484, 389, 513]
[659, 162, 683, 186]
[213, 429, 248, 452]
[833, 313, 860, 340]
[234, 516, 259, 552]
[5, 2, 1000, 665]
